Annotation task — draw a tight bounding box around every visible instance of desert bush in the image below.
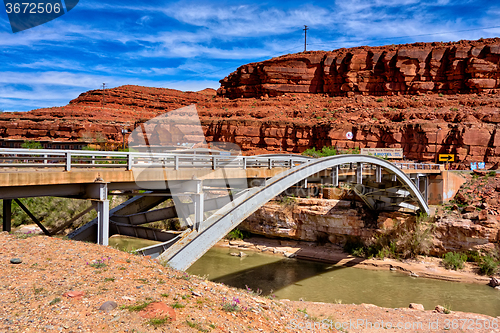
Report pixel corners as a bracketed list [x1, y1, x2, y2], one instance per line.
[478, 256, 499, 276]
[443, 252, 467, 270]
[344, 213, 434, 260]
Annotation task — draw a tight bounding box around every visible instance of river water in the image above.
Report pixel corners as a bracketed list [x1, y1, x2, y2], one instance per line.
[109, 236, 500, 317]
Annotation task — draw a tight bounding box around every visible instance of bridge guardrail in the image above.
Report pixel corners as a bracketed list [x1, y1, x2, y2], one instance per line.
[0, 148, 441, 172]
[0, 148, 311, 171]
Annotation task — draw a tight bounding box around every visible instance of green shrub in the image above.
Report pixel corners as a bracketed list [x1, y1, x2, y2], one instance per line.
[344, 238, 366, 257]
[466, 250, 481, 263]
[478, 256, 498, 276]
[376, 98, 384, 102]
[225, 228, 251, 240]
[443, 252, 467, 270]
[302, 146, 337, 158]
[277, 195, 296, 206]
[343, 214, 433, 260]
[21, 140, 43, 149]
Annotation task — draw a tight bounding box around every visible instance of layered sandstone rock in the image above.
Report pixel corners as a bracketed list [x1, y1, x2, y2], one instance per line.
[240, 198, 500, 256]
[239, 198, 375, 245]
[2, 43, 500, 166]
[218, 38, 500, 98]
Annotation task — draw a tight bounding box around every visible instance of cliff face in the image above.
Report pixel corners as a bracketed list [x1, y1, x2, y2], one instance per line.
[2, 84, 500, 166]
[240, 198, 500, 256]
[218, 38, 500, 98]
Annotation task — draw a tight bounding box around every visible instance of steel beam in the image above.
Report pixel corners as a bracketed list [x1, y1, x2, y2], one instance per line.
[110, 222, 180, 242]
[14, 199, 51, 236]
[0, 184, 87, 200]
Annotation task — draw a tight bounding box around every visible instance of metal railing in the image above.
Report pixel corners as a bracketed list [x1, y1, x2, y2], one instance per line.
[0, 148, 441, 172]
[0, 148, 311, 171]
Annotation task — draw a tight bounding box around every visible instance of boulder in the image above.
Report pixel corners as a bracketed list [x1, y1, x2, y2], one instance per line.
[488, 277, 500, 288]
[409, 303, 425, 311]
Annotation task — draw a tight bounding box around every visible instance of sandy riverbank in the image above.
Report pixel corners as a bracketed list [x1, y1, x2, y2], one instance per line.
[217, 236, 493, 285]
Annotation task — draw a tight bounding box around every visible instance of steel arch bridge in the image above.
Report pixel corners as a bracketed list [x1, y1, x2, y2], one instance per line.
[156, 154, 430, 270]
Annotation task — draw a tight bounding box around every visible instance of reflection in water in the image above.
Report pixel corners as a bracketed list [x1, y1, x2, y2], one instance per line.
[188, 247, 500, 317]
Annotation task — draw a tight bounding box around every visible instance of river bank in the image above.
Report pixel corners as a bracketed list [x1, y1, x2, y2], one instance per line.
[217, 236, 493, 285]
[2, 232, 499, 333]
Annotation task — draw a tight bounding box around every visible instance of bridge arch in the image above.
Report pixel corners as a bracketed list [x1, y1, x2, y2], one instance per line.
[160, 154, 429, 270]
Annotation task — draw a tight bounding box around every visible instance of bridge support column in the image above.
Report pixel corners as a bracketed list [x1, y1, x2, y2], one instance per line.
[420, 175, 429, 203]
[94, 183, 109, 246]
[375, 166, 382, 183]
[3, 199, 11, 232]
[331, 166, 339, 187]
[356, 163, 363, 184]
[191, 179, 204, 231]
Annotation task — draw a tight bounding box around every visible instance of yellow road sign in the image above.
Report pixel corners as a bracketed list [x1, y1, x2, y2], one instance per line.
[439, 154, 454, 162]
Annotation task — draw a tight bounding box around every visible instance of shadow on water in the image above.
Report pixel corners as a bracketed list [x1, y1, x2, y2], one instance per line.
[188, 247, 500, 317]
[188, 247, 363, 296]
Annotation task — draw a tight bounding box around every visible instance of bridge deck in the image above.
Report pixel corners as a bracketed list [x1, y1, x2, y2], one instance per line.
[0, 166, 440, 188]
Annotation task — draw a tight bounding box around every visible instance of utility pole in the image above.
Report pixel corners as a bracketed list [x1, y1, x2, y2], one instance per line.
[102, 83, 106, 110]
[303, 25, 309, 52]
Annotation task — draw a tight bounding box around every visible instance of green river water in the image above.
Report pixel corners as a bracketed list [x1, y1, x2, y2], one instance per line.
[109, 236, 500, 317]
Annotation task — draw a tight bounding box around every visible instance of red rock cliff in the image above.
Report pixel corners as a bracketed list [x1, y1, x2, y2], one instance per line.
[218, 38, 500, 98]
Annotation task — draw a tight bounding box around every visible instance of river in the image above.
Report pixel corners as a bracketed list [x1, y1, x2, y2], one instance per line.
[109, 236, 500, 317]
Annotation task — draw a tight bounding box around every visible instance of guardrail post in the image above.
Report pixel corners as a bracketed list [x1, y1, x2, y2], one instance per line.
[243, 157, 247, 169]
[127, 154, 133, 170]
[174, 155, 179, 170]
[268, 158, 272, 169]
[212, 156, 217, 170]
[65, 152, 71, 171]
[43, 154, 48, 164]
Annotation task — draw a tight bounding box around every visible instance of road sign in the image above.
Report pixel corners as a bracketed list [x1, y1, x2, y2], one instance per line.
[478, 162, 485, 169]
[470, 162, 477, 171]
[346, 132, 353, 140]
[438, 154, 454, 162]
[361, 148, 403, 159]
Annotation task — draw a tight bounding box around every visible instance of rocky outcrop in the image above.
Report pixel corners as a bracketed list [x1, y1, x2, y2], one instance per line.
[218, 38, 500, 98]
[240, 198, 500, 256]
[240, 198, 375, 244]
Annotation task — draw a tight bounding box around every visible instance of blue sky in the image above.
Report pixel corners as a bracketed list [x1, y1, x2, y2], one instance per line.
[1, 0, 500, 112]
